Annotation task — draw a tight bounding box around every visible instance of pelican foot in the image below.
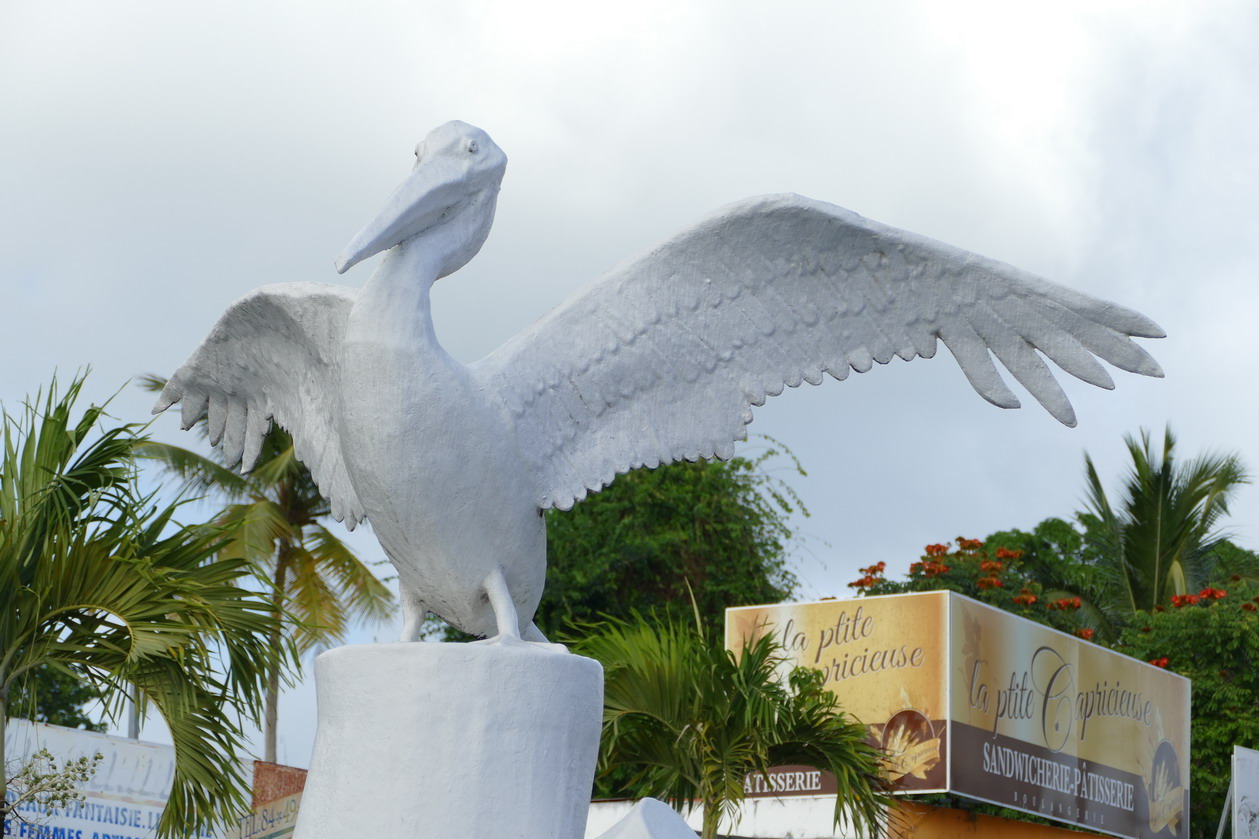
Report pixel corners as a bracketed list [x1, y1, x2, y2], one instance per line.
[469, 635, 569, 653]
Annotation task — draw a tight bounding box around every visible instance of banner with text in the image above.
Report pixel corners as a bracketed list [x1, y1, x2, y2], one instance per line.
[726, 591, 950, 793]
[2, 719, 190, 839]
[950, 596, 1189, 839]
[725, 592, 1190, 839]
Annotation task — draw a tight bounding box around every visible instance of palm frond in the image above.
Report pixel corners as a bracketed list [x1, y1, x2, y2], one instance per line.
[1084, 427, 1249, 616]
[135, 440, 253, 501]
[573, 615, 889, 839]
[1, 374, 289, 839]
[306, 524, 395, 620]
[138, 374, 391, 760]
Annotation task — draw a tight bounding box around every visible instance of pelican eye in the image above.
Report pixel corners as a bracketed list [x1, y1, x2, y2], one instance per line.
[467, 140, 479, 154]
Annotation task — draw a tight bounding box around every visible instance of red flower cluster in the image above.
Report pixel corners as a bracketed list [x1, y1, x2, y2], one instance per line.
[1149, 657, 1170, 669]
[924, 543, 950, 557]
[976, 575, 1004, 590]
[1075, 628, 1094, 641]
[979, 560, 1004, 573]
[847, 562, 887, 589]
[1012, 588, 1038, 606]
[910, 560, 950, 577]
[994, 546, 1023, 560]
[1242, 603, 1257, 613]
[1169, 588, 1228, 608]
[958, 538, 983, 550]
[1047, 597, 1082, 611]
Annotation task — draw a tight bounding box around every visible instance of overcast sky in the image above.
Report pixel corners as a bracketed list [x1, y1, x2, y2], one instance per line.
[4, 1, 1256, 766]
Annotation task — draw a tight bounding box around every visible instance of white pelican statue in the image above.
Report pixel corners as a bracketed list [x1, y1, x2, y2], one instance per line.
[155, 120, 1163, 644]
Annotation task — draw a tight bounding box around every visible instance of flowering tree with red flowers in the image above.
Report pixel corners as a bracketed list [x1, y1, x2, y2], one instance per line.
[841, 430, 1259, 836]
[1117, 578, 1259, 838]
[847, 535, 1091, 637]
[849, 535, 1259, 837]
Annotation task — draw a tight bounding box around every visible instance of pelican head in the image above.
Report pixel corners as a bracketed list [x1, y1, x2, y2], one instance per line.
[335, 121, 507, 277]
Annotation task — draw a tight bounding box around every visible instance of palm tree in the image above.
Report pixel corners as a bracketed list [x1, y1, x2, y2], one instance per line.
[1, 376, 286, 838]
[571, 613, 889, 839]
[1084, 427, 1248, 622]
[138, 376, 394, 763]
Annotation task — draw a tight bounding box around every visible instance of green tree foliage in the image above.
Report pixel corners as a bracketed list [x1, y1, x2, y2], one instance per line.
[1116, 581, 1259, 839]
[848, 535, 1093, 638]
[1084, 428, 1248, 622]
[571, 613, 888, 839]
[5, 665, 105, 732]
[537, 441, 802, 637]
[854, 528, 1259, 837]
[1203, 538, 1259, 585]
[0, 376, 287, 838]
[138, 377, 395, 763]
[856, 429, 1252, 645]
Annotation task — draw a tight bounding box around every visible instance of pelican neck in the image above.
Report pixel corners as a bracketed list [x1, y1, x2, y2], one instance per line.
[353, 238, 445, 347]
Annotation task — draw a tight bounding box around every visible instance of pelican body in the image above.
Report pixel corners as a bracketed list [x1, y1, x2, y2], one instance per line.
[333, 124, 545, 640]
[155, 121, 1164, 643]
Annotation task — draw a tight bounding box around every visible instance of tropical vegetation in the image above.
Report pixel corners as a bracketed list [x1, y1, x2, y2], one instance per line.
[1082, 427, 1248, 633]
[1115, 579, 1259, 837]
[846, 429, 1258, 838]
[537, 438, 803, 636]
[138, 375, 395, 763]
[0, 376, 287, 837]
[6, 665, 106, 732]
[571, 612, 888, 839]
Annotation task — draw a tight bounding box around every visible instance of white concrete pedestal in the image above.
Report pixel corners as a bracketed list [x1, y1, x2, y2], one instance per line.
[292, 641, 604, 839]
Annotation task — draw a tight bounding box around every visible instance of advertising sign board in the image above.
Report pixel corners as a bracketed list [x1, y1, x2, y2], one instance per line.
[727, 591, 949, 793]
[3, 719, 183, 839]
[224, 792, 301, 839]
[1234, 746, 1259, 839]
[725, 592, 1191, 839]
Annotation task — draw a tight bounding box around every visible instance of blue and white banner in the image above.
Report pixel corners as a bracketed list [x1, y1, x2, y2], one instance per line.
[4, 720, 176, 839]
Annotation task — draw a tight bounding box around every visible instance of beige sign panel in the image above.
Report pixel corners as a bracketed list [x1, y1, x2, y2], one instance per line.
[725, 593, 1191, 839]
[726, 591, 950, 793]
[949, 596, 1189, 839]
[225, 791, 303, 839]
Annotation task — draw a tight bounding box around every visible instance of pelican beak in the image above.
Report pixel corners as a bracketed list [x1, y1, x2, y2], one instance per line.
[335, 158, 469, 275]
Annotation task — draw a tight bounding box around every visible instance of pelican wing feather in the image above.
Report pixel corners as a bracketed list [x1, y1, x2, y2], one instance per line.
[153, 282, 366, 527]
[472, 194, 1164, 511]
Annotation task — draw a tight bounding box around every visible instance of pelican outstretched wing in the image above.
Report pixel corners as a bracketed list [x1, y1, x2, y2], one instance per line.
[472, 194, 1164, 511]
[153, 282, 366, 527]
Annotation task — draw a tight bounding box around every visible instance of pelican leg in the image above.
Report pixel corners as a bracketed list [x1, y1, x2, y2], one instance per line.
[399, 591, 428, 642]
[482, 566, 522, 642]
[477, 571, 567, 650]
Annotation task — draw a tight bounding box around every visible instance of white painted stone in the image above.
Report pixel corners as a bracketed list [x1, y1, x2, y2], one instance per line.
[155, 121, 1164, 643]
[292, 640, 603, 839]
[592, 798, 697, 839]
[589, 796, 700, 831]
[586, 797, 864, 839]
